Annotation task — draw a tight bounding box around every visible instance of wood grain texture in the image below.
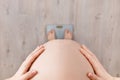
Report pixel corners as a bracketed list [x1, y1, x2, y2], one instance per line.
[0, 0, 120, 79]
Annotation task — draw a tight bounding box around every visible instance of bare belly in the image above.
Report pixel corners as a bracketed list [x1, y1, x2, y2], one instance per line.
[30, 40, 94, 80]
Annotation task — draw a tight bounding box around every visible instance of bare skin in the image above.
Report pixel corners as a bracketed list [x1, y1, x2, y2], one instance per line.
[6, 29, 73, 80]
[47, 29, 120, 80]
[5, 46, 45, 80]
[47, 29, 73, 40]
[47, 30, 56, 41]
[6, 29, 120, 80]
[64, 29, 73, 40]
[80, 45, 120, 80]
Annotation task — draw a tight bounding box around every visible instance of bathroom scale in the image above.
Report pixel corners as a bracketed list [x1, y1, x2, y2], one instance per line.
[46, 24, 73, 39]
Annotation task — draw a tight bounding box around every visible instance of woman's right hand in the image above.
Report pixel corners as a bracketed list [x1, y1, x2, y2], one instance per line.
[6, 45, 45, 80]
[80, 45, 116, 80]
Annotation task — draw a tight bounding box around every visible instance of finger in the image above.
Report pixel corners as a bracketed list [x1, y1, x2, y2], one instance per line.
[20, 70, 38, 80]
[21, 47, 45, 73]
[87, 73, 100, 80]
[80, 46, 106, 75]
[81, 45, 97, 58]
[17, 46, 45, 75]
[80, 47, 98, 65]
[81, 45, 91, 53]
[81, 45, 103, 66]
[80, 47, 102, 73]
[26, 45, 44, 60]
[32, 45, 43, 54]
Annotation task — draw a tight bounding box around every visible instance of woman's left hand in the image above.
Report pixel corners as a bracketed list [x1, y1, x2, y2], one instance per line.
[80, 45, 113, 80]
[6, 45, 45, 80]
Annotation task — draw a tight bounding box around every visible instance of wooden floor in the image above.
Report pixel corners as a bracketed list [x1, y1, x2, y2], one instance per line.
[0, 0, 120, 79]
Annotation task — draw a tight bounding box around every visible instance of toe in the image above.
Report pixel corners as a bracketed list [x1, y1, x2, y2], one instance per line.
[64, 29, 73, 39]
[47, 30, 56, 41]
[65, 29, 69, 33]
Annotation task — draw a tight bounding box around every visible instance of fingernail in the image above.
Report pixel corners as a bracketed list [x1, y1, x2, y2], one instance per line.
[35, 46, 40, 50]
[81, 44, 84, 47]
[52, 30, 54, 32]
[36, 46, 39, 48]
[31, 70, 37, 74]
[88, 73, 92, 77]
[80, 45, 82, 48]
[40, 45, 44, 48]
[39, 45, 43, 47]
[67, 30, 69, 33]
[80, 48, 83, 51]
[83, 45, 86, 48]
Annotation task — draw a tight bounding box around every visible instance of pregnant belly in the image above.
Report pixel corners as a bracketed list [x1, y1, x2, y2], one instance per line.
[30, 40, 94, 80]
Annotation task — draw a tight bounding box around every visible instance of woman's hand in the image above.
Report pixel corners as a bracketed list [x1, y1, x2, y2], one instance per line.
[6, 45, 45, 80]
[80, 45, 114, 80]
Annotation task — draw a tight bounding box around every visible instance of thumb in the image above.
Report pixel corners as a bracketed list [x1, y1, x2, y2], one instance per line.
[87, 73, 100, 80]
[21, 70, 38, 80]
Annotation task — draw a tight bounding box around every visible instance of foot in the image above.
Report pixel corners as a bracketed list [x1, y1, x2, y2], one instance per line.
[64, 29, 73, 39]
[47, 30, 56, 41]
